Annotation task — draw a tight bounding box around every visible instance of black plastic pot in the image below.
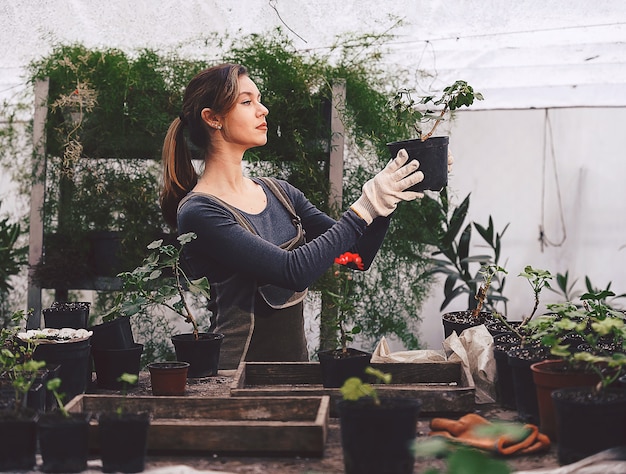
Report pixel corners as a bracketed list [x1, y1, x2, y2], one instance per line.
[38, 412, 90, 473]
[89, 316, 135, 351]
[33, 338, 92, 403]
[386, 136, 448, 192]
[338, 397, 421, 474]
[171, 332, 224, 378]
[92, 343, 144, 389]
[43, 301, 91, 329]
[552, 387, 626, 465]
[0, 410, 38, 471]
[441, 310, 491, 339]
[318, 348, 372, 388]
[89, 230, 123, 277]
[493, 332, 520, 410]
[507, 345, 551, 424]
[98, 412, 150, 473]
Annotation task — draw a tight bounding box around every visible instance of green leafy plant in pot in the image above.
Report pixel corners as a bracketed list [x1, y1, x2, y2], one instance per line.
[422, 189, 509, 338]
[38, 377, 90, 473]
[103, 232, 224, 378]
[96, 373, 151, 474]
[387, 80, 483, 192]
[338, 367, 421, 474]
[490, 266, 554, 423]
[0, 311, 44, 471]
[317, 252, 371, 388]
[527, 290, 626, 462]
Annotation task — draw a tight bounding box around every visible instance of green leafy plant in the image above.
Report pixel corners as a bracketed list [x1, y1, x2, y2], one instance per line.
[529, 290, 626, 391]
[326, 252, 365, 354]
[116, 372, 139, 416]
[46, 377, 69, 417]
[472, 264, 508, 319]
[518, 266, 553, 325]
[340, 366, 392, 406]
[0, 310, 43, 413]
[102, 232, 210, 339]
[424, 189, 509, 312]
[389, 80, 483, 141]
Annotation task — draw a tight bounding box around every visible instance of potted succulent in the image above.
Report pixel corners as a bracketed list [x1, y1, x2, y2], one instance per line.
[338, 367, 421, 474]
[528, 290, 626, 456]
[317, 252, 371, 388]
[387, 80, 483, 192]
[37, 377, 90, 473]
[104, 232, 224, 378]
[0, 314, 44, 471]
[97, 373, 150, 473]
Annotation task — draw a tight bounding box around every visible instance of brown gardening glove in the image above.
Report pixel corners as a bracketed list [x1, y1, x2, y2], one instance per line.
[429, 413, 550, 456]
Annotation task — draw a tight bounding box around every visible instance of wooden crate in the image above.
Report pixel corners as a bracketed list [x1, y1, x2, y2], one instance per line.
[231, 361, 475, 416]
[65, 394, 329, 456]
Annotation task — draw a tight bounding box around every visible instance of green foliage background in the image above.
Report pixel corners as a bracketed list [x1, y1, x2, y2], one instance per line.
[2, 28, 445, 355]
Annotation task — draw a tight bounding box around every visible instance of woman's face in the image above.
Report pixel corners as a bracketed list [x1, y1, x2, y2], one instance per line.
[220, 75, 269, 150]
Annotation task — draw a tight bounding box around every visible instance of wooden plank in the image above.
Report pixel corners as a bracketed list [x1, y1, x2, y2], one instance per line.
[26, 78, 49, 328]
[65, 394, 329, 456]
[231, 362, 475, 416]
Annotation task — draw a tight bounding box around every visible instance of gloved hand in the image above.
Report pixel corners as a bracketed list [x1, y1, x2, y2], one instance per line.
[448, 149, 454, 173]
[350, 149, 424, 224]
[429, 413, 551, 456]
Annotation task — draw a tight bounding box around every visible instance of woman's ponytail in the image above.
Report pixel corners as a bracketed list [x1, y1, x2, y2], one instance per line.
[160, 116, 197, 229]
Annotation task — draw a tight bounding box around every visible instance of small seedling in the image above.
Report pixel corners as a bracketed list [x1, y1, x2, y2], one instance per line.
[340, 367, 392, 406]
[116, 372, 138, 416]
[519, 266, 552, 326]
[472, 264, 507, 319]
[46, 377, 69, 417]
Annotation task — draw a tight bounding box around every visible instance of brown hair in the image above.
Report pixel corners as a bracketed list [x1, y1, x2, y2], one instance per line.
[160, 63, 248, 229]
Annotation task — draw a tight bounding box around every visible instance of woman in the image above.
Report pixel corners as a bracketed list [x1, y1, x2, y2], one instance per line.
[160, 63, 425, 369]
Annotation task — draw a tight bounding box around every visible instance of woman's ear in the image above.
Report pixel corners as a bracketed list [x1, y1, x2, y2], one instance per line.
[201, 107, 223, 130]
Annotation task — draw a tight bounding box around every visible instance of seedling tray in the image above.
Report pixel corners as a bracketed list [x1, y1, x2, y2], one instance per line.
[230, 361, 475, 416]
[65, 394, 329, 456]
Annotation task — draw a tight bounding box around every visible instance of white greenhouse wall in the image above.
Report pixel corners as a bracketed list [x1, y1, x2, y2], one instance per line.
[417, 107, 626, 348]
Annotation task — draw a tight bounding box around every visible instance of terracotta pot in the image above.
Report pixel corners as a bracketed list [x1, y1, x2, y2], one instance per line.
[531, 359, 600, 441]
[148, 361, 189, 396]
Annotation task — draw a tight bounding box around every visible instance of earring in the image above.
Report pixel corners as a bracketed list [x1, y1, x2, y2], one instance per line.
[215, 123, 222, 130]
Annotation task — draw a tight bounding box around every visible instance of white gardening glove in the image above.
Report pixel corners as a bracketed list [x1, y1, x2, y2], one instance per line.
[350, 149, 424, 225]
[448, 149, 454, 173]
